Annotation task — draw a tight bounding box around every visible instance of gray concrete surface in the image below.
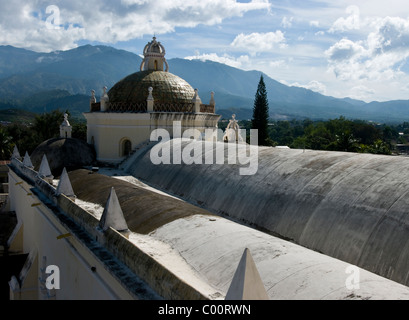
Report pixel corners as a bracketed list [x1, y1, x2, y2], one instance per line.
[124, 139, 409, 286]
[67, 168, 409, 299]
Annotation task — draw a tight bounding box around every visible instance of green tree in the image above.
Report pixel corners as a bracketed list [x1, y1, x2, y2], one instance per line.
[6, 123, 36, 155]
[363, 139, 392, 155]
[0, 126, 13, 160]
[6, 110, 66, 156]
[304, 122, 332, 150]
[328, 132, 359, 152]
[32, 109, 64, 142]
[291, 136, 308, 149]
[251, 75, 270, 145]
[72, 121, 87, 141]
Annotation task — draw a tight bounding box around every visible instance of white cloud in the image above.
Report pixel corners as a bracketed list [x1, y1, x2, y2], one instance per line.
[230, 31, 287, 55]
[325, 38, 366, 62]
[367, 16, 409, 54]
[0, 0, 271, 52]
[349, 85, 375, 100]
[281, 17, 293, 28]
[326, 16, 409, 82]
[269, 60, 286, 68]
[291, 80, 327, 95]
[329, 5, 360, 33]
[184, 53, 250, 69]
[310, 20, 320, 27]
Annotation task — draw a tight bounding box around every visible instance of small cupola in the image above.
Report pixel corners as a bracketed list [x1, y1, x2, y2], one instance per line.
[140, 36, 169, 72]
[60, 113, 72, 139]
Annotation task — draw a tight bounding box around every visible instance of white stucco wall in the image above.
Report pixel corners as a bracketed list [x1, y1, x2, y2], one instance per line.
[83, 112, 220, 163]
[7, 169, 139, 300]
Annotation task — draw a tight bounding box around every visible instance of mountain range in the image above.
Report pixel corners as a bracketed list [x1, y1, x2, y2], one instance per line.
[0, 44, 409, 123]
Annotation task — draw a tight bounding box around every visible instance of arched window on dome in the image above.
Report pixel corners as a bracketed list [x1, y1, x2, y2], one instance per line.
[154, 60, 158, 71]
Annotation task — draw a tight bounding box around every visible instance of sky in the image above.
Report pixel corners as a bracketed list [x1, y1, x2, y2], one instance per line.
[1, 0, 409, 102]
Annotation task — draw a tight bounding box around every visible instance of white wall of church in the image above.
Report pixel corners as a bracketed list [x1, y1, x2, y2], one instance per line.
[7, 169, 135, 300]
[84, 112, 220, 163]
[84, 113, 151, 163]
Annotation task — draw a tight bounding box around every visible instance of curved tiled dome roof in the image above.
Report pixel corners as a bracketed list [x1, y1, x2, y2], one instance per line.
[108, 70, 196, 105]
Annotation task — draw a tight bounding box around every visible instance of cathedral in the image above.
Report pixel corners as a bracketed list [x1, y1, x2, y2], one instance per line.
[84, 36, 220, 164]
[2, 37, 409, 301]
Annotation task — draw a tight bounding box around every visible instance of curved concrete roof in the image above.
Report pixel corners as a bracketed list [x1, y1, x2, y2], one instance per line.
[150, 214, 409, 300]
[69, 169, 213, 234]
[123, 139, 409, 287]
[68, 168, 409, 299]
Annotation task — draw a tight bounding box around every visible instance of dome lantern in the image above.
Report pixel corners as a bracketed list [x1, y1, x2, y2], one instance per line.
[140, 36, 169, 72]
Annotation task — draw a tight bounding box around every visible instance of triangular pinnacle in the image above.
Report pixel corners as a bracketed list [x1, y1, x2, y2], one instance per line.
[23, 151, 34, 168]
[55, 168, 75, 198]
[38, 154, 53, 179]
[225, 248, 269, 300]
[11, 145, 21, 160]
[99, 187, 128, 232]
[192, 88, 202, 103]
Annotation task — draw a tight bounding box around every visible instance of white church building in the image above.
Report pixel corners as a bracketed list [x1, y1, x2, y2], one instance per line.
[84, 36, 220, 163]
[3, 37, 409, 301]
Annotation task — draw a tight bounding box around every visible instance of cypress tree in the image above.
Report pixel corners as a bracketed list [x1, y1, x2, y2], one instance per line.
[251, 75, 269, 145]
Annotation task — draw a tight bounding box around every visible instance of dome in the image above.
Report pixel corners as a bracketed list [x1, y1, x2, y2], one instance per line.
[31, 138, 96, 177]
[108, 70, 196, 106]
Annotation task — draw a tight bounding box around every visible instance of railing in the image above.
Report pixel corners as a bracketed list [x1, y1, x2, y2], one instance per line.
[153, 103, 194, 113]
[107, 101, 147, 113]
[90, 101, 215, 114]
[200, 104, 215, 113]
